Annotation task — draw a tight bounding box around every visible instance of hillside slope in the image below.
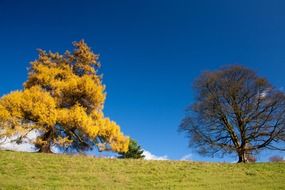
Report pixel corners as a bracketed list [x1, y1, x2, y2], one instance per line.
[0, 151, 284, 190]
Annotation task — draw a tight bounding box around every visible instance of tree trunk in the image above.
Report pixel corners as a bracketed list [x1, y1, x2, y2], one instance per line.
[37, 129, 53, 153]
[237, 150, 248, 163]
[38, 142, 52, 153]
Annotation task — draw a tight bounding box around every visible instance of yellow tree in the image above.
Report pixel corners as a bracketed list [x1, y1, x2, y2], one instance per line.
[0, 40, 129, 153]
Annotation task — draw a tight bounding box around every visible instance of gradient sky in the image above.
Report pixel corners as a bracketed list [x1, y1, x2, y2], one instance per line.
[0, 0, 285, 162]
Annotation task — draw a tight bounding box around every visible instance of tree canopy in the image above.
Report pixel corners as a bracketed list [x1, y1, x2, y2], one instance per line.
[180, 65, 285, 163]
[0, 40, 129, 153]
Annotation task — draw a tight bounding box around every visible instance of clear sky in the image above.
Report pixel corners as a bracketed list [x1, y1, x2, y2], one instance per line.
[0, 0, 285, 162]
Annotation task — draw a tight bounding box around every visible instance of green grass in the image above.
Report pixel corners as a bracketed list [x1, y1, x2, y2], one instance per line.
[0, 151, 284, 190]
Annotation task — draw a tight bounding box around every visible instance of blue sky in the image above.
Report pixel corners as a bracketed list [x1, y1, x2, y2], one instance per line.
[0, 0, 285, 162]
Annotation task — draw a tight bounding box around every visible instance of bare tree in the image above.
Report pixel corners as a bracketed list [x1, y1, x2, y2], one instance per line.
[269, 155, 284, 162]
[180, 65, 285, 163]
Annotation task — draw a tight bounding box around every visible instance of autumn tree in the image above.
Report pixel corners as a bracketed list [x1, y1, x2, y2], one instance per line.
[118, 138, 145, 159]
[180, 65, 285, 163]
[0, 40, 129, 153]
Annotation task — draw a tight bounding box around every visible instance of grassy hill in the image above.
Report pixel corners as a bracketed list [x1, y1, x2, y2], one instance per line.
[0, 151, 284, 190]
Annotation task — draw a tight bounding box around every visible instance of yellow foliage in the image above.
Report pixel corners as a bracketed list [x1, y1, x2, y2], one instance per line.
[0, 40, 129, 153]
[0, 87, 57, 138]
[97, 118, 130, 152]
[21, 86, 57, 127]
[58, 75, 105, 112]
[58, 104, 99, 138]
[0, 104, 10, 121]
[73, 40, 100, 75]
[0, 90, 24, 119]
[0, 87, 57, 125]
[24, 48, 105, 112]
